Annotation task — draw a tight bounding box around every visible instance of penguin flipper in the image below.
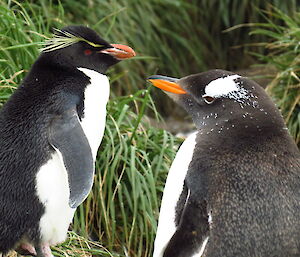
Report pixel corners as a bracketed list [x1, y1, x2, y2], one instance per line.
[48, 108, 94, 209]
[163, 193, 209, 257]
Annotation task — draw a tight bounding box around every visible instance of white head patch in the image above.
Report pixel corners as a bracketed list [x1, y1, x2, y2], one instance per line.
[204, 75, 249, 102]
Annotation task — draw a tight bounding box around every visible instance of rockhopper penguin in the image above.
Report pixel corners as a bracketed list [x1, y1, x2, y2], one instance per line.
[148, 70, 300, 257]
[0, 25, 135, 257]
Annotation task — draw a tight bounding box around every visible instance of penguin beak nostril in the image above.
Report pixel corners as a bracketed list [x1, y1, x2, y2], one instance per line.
[147, 75, 186, 95]
[100, 44, 136, 60]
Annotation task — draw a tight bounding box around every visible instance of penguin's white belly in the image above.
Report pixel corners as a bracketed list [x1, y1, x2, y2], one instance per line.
[36, 152, 75, 245]
[36, 68, 109, 245]
[153, 132, 197, 257]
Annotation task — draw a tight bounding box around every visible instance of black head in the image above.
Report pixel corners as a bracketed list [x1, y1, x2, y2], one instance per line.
[41, 25, 135, 74]
[148, 70, 287, 138]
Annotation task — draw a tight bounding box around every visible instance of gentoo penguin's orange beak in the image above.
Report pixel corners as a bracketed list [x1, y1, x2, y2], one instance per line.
[147, 75, 187, 94]
[100, 44, 136, 60]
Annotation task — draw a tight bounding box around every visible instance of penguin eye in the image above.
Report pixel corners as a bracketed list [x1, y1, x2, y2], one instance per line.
[84, 49, 92, 56]
[202, 95, 215, 104]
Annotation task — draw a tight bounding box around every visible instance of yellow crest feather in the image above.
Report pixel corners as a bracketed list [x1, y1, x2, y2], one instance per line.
[40, 28, 104, 52]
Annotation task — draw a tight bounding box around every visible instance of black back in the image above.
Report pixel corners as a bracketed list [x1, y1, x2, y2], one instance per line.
[0, 60, 88, 252]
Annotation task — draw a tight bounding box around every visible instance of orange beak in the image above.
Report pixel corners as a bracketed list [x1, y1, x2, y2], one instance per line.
[100, 44, 136, 60]
[147, 75, 186, 94]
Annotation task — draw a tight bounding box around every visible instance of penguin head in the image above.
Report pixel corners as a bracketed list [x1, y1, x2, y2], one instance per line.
[41, 25, 135, 73]
[148, 70, 284, 133]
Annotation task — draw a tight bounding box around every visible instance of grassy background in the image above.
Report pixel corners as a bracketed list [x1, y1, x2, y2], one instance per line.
[249, 7, 300, 145]
[0, 0, 299, 256]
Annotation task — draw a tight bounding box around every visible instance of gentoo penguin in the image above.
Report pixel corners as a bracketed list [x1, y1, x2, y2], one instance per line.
[148, 70, 300, 257]
[0, 25, 135, 257]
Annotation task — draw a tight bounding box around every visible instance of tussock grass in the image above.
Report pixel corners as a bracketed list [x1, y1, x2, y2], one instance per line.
[250, 7, 300, 146]
[0, 0, 64, 105]
[52, 231, 116, 257]
[73, 90, 181, 256]
[7, 231, 116, 257]
[0, 3, 181, 256]
[1, 1, 299, 257]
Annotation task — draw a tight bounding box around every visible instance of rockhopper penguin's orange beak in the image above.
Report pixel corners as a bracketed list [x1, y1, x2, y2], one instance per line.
[147, 75, 187, 94]
[100, 44, 136, 60]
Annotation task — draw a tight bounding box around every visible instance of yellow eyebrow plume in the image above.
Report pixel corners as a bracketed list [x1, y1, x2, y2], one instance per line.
[40, 28, 104, 52]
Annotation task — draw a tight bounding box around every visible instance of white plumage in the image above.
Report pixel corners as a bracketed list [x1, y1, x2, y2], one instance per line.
[153, 132, 197, 257]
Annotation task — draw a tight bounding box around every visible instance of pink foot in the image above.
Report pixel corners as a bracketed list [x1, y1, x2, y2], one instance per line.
[39, 243, 54, 257]
[15, 243, 37, 256]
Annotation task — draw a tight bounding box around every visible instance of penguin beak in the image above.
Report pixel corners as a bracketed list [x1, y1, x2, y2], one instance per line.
[147, 75, 187, 94]
[100, 44, 136, 60]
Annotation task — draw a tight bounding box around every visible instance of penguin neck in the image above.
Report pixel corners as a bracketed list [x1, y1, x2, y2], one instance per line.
[38, 52, 109, 75]
[192, 111, 290, 148]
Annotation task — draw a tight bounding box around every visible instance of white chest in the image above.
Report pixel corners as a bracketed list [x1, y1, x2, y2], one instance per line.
[78, 67, 110, 159]
[153, 132, 197, 257]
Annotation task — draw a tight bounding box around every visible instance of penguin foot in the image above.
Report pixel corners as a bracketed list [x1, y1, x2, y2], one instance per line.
[15, 243, 37, 256]
[35, 243, 53, 257]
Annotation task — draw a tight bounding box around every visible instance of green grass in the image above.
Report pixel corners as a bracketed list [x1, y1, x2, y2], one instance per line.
[72, 90, 180, 256]
[1, 1, 300, 257]
[1, 0, 299, 118]
[53, 231, 117, 257]
[249, 7, 300, 146]
[8, 231, 117, 257]
[0, 0, 64, 106]
[2, 0, 298, 91]
[0, 2, 181, 256]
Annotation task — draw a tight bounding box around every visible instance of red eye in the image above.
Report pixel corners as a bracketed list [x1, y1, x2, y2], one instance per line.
[84, 49, 92, 56]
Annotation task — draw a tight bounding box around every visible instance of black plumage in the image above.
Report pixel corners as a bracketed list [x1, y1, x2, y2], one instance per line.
[0, 25, 135, 256]
[149, 70, 300, 257]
